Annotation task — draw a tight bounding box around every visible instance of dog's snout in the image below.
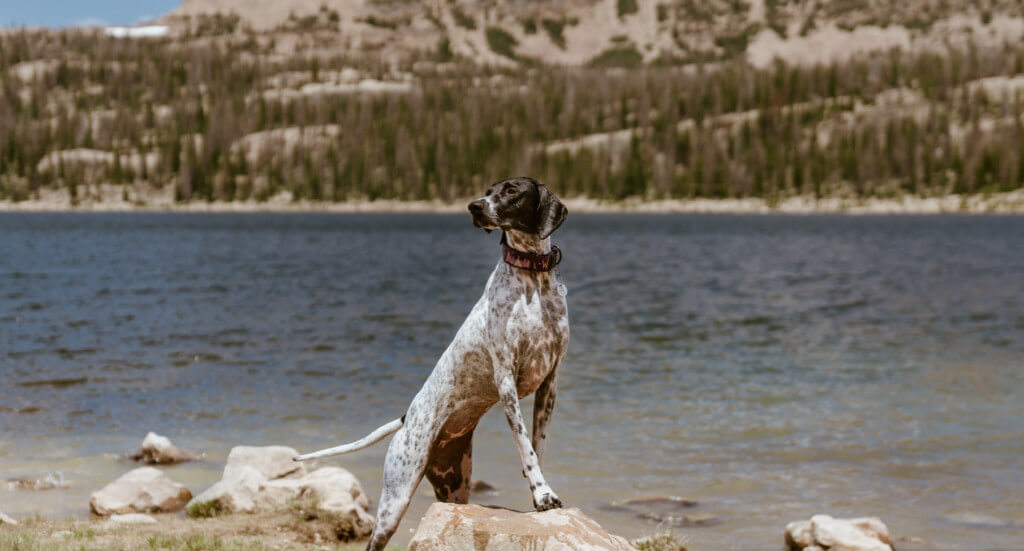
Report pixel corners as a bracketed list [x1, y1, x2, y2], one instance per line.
[468, 200, 485, 213]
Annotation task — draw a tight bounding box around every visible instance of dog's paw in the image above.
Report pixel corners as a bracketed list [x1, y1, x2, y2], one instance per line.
[533, 492, 563, 511]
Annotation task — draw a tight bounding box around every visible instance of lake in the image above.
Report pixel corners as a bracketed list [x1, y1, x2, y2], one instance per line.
[2, 212, 1023, 549]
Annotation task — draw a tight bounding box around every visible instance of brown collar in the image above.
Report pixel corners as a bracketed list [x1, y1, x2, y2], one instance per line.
[501, 234, 562, 272]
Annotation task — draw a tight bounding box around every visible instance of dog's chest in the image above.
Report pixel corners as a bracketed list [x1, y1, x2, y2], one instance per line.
[488, 270, 569, 397]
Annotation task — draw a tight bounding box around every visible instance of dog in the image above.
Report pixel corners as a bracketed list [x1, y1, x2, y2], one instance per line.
[294, 177, 570, 550]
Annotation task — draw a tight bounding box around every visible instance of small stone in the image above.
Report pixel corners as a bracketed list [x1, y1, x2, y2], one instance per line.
[811, 514, 892, 551]
[106, 513, 157, 525]
[0, 512, 18, 525]
[785, 519, 814, 550]
[89, 467, 192, 516]
[129, 432, 197, 464]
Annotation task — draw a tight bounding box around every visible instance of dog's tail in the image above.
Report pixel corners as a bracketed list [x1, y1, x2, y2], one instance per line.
[292, 417, 404, 462]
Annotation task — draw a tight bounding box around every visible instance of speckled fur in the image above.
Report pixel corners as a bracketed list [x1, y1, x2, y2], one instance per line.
[363, 178, 569, 551]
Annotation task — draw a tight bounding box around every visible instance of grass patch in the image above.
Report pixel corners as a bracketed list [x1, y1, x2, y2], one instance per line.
[521, 17, 537, 34]
[589, 45, 643, 67]
[618, 0, 639, 17]
[657, 3, 670, 22]
[541, 18, 568, 49]
[633, 531, 687, 551]
[714, 24, 760, 58]
[485, 27, 518, 58]
[186, 499, 224, 519]
[452, 7, 476, 30]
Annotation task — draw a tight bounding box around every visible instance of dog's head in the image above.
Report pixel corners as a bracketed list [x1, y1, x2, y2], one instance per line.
[468, 177, 567, 239]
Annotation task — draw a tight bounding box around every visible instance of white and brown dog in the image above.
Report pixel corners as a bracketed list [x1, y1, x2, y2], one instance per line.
[295, 177, 569, 550]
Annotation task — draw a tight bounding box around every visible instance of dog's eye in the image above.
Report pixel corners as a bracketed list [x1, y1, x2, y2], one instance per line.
[504, 188, 518, 197]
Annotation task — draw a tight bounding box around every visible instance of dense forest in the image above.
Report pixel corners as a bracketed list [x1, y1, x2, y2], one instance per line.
[1, 27, 1024, 204]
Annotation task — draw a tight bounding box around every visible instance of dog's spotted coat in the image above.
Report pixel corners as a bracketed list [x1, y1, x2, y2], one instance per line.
[295, 177, 569, 551]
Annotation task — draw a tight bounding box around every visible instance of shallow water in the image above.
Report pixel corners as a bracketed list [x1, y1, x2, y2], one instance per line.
[1, 213, 1023, 549]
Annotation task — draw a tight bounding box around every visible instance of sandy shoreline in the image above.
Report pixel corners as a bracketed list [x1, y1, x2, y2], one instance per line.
[3, 190, 1024, 214]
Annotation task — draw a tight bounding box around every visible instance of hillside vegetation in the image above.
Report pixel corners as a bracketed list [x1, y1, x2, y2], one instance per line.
[2, 23, 1024, 205]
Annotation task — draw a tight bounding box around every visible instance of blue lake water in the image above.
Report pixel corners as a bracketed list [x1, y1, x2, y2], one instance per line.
[1, 212, 1023, 549]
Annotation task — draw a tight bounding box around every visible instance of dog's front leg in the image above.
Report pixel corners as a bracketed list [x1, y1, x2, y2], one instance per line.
[494, 368, 563, 511]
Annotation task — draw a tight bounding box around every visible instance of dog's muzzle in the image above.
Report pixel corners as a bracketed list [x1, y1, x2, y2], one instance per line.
[468, 199, 497, 232]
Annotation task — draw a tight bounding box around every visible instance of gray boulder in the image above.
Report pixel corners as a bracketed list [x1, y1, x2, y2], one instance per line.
[89, 467, 192, 516]
[256, 466, 374, 539]
[223, 445, 305, 481]
[409, 503, 636, 550]
[186, 465, 263, 516]
[786, 515, 892, 551]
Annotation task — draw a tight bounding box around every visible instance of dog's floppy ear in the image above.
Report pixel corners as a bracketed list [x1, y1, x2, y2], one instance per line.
[534, 181, 567, 239]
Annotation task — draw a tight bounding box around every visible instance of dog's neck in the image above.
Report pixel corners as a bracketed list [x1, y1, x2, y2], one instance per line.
[503, 230, 551, 255]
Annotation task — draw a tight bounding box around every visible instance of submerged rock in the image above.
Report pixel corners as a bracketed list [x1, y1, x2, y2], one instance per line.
[470, 479, 499, 495]
[605, 495, 708, 527]
[129, 432, 197, 465]
[408, 503, 635, 550]
[89, 467, 192, 516]
[786, 515, 892, 551]
[7, 471, 66, 491]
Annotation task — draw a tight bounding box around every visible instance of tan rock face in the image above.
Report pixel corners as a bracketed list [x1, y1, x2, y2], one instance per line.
[89, 467, 192, 516]
[409, 503, 636, 551]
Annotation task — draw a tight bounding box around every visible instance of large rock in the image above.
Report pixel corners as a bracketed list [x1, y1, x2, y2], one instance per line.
[223, 445, 304, 480]
[256, 466, 374, 539]
[786, 515, 892, 551]
[409, 503, 636, 551]
[186, 445, 305, 517]
[0, 511, 18, 525]
[89, 467, 192, 516]
[129, 432, 197, 465]
[186, 465, 264, 516]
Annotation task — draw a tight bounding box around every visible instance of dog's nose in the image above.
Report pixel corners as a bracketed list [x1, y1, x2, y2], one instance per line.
[468, 200, 484, 213]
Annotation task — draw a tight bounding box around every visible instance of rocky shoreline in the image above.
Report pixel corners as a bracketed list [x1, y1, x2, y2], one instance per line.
[2, 189, 1024, 214]
[0, 433, 917, 551]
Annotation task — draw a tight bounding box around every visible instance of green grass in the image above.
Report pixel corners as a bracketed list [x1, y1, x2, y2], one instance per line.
[589, 45, 643, 67]
[452, 7, 476, 30]
[541, 18, 567, 49]
[186, 500, 223, 519]
[618, 0, 639, 17]
[485, 27, 518, 58]
[633, 531, 687, 551]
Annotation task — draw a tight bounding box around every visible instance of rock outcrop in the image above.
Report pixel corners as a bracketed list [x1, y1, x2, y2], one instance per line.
[129, 432, 197, 465]
[89, 467, 192, 516]
[186, 445, 372, 540]
[408, 503, 635, 551]
[786, 515, 893, 551]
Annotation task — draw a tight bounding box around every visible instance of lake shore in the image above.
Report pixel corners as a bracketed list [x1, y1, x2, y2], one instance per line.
[2, 188, 1024, 214]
